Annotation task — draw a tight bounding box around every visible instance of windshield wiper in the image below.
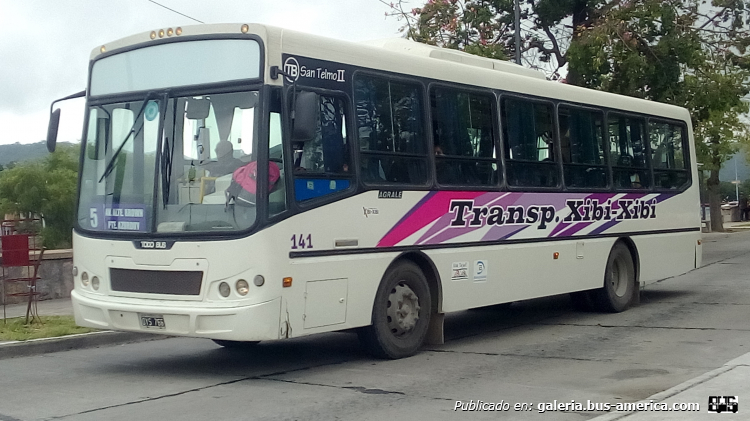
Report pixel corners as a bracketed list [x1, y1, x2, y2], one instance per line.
[99, 91, 158, 183]
[161, 134, 174, 209]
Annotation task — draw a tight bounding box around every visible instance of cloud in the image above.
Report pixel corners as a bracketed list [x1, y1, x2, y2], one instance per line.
[0, 0, 402, 145]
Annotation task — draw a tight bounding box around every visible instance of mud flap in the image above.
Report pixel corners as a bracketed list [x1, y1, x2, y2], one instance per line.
[424, 312, 444, 345]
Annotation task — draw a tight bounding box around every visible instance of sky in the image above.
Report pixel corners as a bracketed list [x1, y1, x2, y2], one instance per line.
[0, 0, 404, 146]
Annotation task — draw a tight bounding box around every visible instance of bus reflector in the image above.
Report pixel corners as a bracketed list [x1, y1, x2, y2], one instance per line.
[697, 240, 702, 245]
[167, 28, 174, 36]
[158, 29, 165, 38]
[553, 252, 560, 260]
[100, 46, 106, 53]
[150, 31, 157, 40]
[241, 24, 249, 34]
[283, 277, 292, 288]
[253, 275, 265, 287]
[176, 27, 182, 35]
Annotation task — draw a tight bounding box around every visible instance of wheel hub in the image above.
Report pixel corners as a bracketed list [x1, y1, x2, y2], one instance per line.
[386, 282, 421, 337]
[610, 259, 628, 297]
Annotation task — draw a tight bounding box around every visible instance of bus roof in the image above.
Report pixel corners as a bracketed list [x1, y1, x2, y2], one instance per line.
[90, 22, 691, 122]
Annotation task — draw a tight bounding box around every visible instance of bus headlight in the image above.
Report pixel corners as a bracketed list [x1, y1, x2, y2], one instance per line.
[91, 276, 100, 291]
[236, 280, 249, 296]
[81, 272, 89, 287]
[219, 282, 231, 298]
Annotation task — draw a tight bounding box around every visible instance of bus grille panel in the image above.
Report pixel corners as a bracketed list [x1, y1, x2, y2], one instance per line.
[109, 269, 203, 295]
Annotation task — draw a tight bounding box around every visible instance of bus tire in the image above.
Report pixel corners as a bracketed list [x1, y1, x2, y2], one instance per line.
[212, 339, 259, 349]
[359, 261, 432, 359]
[592, 242, 635, 313]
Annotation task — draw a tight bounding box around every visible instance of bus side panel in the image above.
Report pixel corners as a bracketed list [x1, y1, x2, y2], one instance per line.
[282, 252, 398, 336]
[433, 238, 615, 312]
[633, 231, 699, 285]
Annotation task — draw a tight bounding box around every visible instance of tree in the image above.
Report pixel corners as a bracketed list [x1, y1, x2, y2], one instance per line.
[384, 0, 604, 79]
[0, 144, 79, 248]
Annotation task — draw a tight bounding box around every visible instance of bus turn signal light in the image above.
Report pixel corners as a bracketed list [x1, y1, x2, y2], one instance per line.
[283, 277, 293, 288]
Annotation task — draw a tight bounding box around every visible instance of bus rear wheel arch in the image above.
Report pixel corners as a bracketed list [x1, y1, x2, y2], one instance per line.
[358, 260, 432, 359]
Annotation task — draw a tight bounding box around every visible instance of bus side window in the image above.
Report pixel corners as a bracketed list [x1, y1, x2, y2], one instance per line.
[292, 93, 352, 202]
[559, 106, 608, 189]
[649, 121, 688, 189]
[609, 114, 649, 189]
[354, 75, 428, 186]
[501, 97, 558, 188]
[431, 87, 497, 187]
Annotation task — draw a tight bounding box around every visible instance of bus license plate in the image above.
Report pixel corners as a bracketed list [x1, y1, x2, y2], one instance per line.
[140, 315, 165, 329]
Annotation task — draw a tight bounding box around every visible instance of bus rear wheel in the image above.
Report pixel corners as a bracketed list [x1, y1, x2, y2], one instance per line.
[592, 242, 636, 313]
[359, 261, 432, 359]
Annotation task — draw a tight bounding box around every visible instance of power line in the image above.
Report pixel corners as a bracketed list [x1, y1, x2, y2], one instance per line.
[147, 0, 204, 24]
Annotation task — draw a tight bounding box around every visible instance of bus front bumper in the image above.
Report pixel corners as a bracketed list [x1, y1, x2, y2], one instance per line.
[71, 290, 281, 341]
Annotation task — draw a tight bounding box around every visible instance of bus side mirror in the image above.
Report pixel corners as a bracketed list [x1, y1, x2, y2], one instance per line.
[292, 91, 318, 142]
[47, 108, 61, 153]
[46, 89, 86, 153]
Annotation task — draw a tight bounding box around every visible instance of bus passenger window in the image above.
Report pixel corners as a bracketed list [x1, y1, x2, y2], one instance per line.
[355, 75, 428, 185]
[559, 106, 608, 189]
[431, 87, 497, 187]
[608, 115, 649, 189]
[501, 97, 558, 188]
[649, 121, 688, 189]
[292, 93, 352, 202]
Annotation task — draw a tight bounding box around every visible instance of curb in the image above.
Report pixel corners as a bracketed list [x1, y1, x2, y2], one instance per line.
[0, 330, 165, 360]
[589, 353, 750, 420]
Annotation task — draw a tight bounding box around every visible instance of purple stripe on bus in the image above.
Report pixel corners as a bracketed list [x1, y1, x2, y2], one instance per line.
[589, 219, 619, 235]
[556, 221, 593, 237]
[481, 224, 528, 241]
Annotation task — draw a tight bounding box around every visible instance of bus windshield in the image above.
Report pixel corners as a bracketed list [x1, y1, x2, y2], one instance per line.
[78, 90, 262, 234]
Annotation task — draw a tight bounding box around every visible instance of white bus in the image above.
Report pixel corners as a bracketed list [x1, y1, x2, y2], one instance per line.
[47, 23, 702, 359]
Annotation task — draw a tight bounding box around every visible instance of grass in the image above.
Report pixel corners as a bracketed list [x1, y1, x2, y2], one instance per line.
[0, 316, 98, 341]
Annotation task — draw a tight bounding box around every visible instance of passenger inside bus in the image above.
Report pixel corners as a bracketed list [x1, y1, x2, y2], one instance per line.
[204, 140, 243, 177]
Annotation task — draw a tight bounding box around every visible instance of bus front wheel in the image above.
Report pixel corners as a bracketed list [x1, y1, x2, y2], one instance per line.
[359, 261, 432, 359]
[592, 242, 636, 313]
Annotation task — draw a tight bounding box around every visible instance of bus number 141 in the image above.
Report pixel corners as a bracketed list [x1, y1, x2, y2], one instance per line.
[291, 234, 313, 250]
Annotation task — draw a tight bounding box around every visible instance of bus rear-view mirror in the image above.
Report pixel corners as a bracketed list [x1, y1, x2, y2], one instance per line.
[186, 98, 211, 120]
[46, 108, 61, 152]
[292, 91, 319, 142]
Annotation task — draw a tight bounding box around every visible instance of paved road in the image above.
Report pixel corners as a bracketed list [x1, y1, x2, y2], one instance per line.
[1, 232, 749, 421]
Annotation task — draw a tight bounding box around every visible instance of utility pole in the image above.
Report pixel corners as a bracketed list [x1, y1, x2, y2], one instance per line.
[514, 0, 521, 65]
[734, 155, 740, 202]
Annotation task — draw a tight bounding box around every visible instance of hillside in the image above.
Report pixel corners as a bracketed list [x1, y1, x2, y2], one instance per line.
[0, 142, 74, 166]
